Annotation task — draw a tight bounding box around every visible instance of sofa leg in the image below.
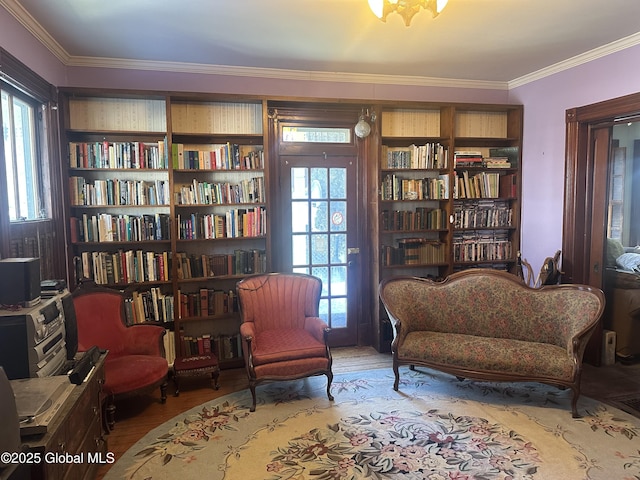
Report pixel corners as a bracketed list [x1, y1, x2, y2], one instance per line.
[571, 389, 581, 418]
[393, 364, 400, 391]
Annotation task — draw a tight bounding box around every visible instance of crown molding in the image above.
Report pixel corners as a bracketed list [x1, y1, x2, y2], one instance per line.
[1, 0, 70, 63]
[4, 0, 638, 92]
[66, 55, 508, 90]
[509, 32, 640, 89]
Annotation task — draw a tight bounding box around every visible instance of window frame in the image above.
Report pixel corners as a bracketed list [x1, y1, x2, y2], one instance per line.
[2, 84, 47, 222]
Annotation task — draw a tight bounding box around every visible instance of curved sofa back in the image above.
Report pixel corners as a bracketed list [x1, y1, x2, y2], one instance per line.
[379, 269, 605, 348]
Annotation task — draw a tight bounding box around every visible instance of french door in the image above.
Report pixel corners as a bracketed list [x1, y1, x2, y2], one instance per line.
[268, 106, 366, 347]
[282, 156, 359, 345]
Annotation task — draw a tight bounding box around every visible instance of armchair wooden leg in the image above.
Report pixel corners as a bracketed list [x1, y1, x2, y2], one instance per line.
[212, 368, 220, 390]
[249, 382, 257, 412]
[326, 372, 334, 401]
[160, 381, 167, 404]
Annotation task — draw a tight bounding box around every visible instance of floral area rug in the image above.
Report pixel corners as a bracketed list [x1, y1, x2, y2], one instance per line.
[104, 367, 640, 480]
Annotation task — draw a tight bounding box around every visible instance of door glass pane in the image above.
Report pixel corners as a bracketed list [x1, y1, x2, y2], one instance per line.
[282, 126, 351, 143]
[312, 201, 328, 232]
[318, 298, 329, 322]
[292, 201, 309, 232]
[330, 233, 347, 263]
[330, 298, 347, 328]
[330, 201, 346, 232]
[291, 167, 308, 199]
[311, 168, 328, 199]
[312, 267, 329, 297]
[330, 266, 347, 296]
[330, 168, 346, 198]
[292, 234, 309, 266]
[311, 234, 329, 265]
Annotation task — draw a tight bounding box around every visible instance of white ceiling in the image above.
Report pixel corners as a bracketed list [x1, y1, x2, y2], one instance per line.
[4, 0, 640, 88]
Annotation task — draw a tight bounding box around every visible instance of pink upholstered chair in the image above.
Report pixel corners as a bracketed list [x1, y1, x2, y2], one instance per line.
[72, 280, 168, 430]
[236, 273, 333, 411]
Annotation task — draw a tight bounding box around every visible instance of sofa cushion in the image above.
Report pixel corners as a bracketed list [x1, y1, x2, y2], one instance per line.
[399, 331, 575, 382]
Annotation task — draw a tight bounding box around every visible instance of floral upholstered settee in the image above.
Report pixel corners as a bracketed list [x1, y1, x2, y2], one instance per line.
[379, 269, 605, 418]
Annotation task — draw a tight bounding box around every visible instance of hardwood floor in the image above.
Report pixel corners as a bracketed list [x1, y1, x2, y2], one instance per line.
[95, 347, 640, 479]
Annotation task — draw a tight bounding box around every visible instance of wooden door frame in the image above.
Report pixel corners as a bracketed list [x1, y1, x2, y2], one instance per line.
[563, 91, 640, 286]
[563, 91, 640, 365]
[266, 102, 373, 346]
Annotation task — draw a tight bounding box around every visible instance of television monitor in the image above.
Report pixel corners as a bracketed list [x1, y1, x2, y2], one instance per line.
[0, 257, 41, 307]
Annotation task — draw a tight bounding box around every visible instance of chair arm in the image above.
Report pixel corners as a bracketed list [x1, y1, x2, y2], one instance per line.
[123, 324, 166, 357]
[304, 316, 330, 343]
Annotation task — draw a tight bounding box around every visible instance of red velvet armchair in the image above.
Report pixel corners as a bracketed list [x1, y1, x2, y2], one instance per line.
[236, 273, 334, 412]
[72, 281, 168, 430]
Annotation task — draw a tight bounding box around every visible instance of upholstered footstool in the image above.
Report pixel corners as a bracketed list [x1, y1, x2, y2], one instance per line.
[173, 355, 220, 396]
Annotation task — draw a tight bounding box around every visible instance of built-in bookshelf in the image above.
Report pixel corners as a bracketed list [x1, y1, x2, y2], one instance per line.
[60, 92, 270, 370]
[373, 104, 522, 351]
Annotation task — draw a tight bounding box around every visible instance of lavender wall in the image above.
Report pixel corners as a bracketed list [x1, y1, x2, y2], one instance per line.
[0, 10, 66, 86]
[510, 44, 640, 275]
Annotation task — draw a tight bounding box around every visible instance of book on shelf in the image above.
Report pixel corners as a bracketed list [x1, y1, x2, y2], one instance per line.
[381, 238, 445, 266]
[174, 176, 265, 205]
[381, 143, 448, 169]
[452, 230, 513, 262]
[70, 213, 170, 243]
[454, 151, 483, 168]
[177, 207, 266, 240]
[178, 329, 242, 361]
[453, 200, 513, 229]
[69, 139, 168, 169]
[175, 249, 267, 279]
[172, 143, 264, 170]
[176, 288, 237, 318]
[124, 287, 174, 324]
[489, 147, 519, 167]
[381, 174, 449, 201]
[380, 207, 446, 231]
[69, 177, 170, 206]
[75, 249, 171, 285]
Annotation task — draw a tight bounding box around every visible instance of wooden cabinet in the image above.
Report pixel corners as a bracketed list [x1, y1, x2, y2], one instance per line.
[23, 354, 107, 480]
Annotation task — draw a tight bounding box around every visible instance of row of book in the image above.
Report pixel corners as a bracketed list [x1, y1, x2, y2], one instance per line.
[175, 249, 267, 279]
[178, 330, 242, 361]
[172, 143, 264, 170]
[124, 287, 174, 324]
[69, 140, 168, 169]
[75, 249, 171, 285]
[70, 213, 170, 243]
[177, 288, 237, 319]
[453, 171, 518, 199]
[381, 239, 446, 266]
[175, 177, 265, 205]
[453, 201, 513, 229]
[69, 177, 170, 206]
[453, 231, 513, 262]
[382, 143, 448, 170]
[177, 207, 266, 240]
[380, 174, 450, 201]
[380, 207, 447, 231]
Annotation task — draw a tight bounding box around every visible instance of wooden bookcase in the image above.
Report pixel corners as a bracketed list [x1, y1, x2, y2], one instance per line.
[59, 91, 269, 370]
[373, 103, 523, 351]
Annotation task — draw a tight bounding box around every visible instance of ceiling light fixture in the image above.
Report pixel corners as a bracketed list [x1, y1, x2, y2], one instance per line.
[368, 0, 449, 26]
